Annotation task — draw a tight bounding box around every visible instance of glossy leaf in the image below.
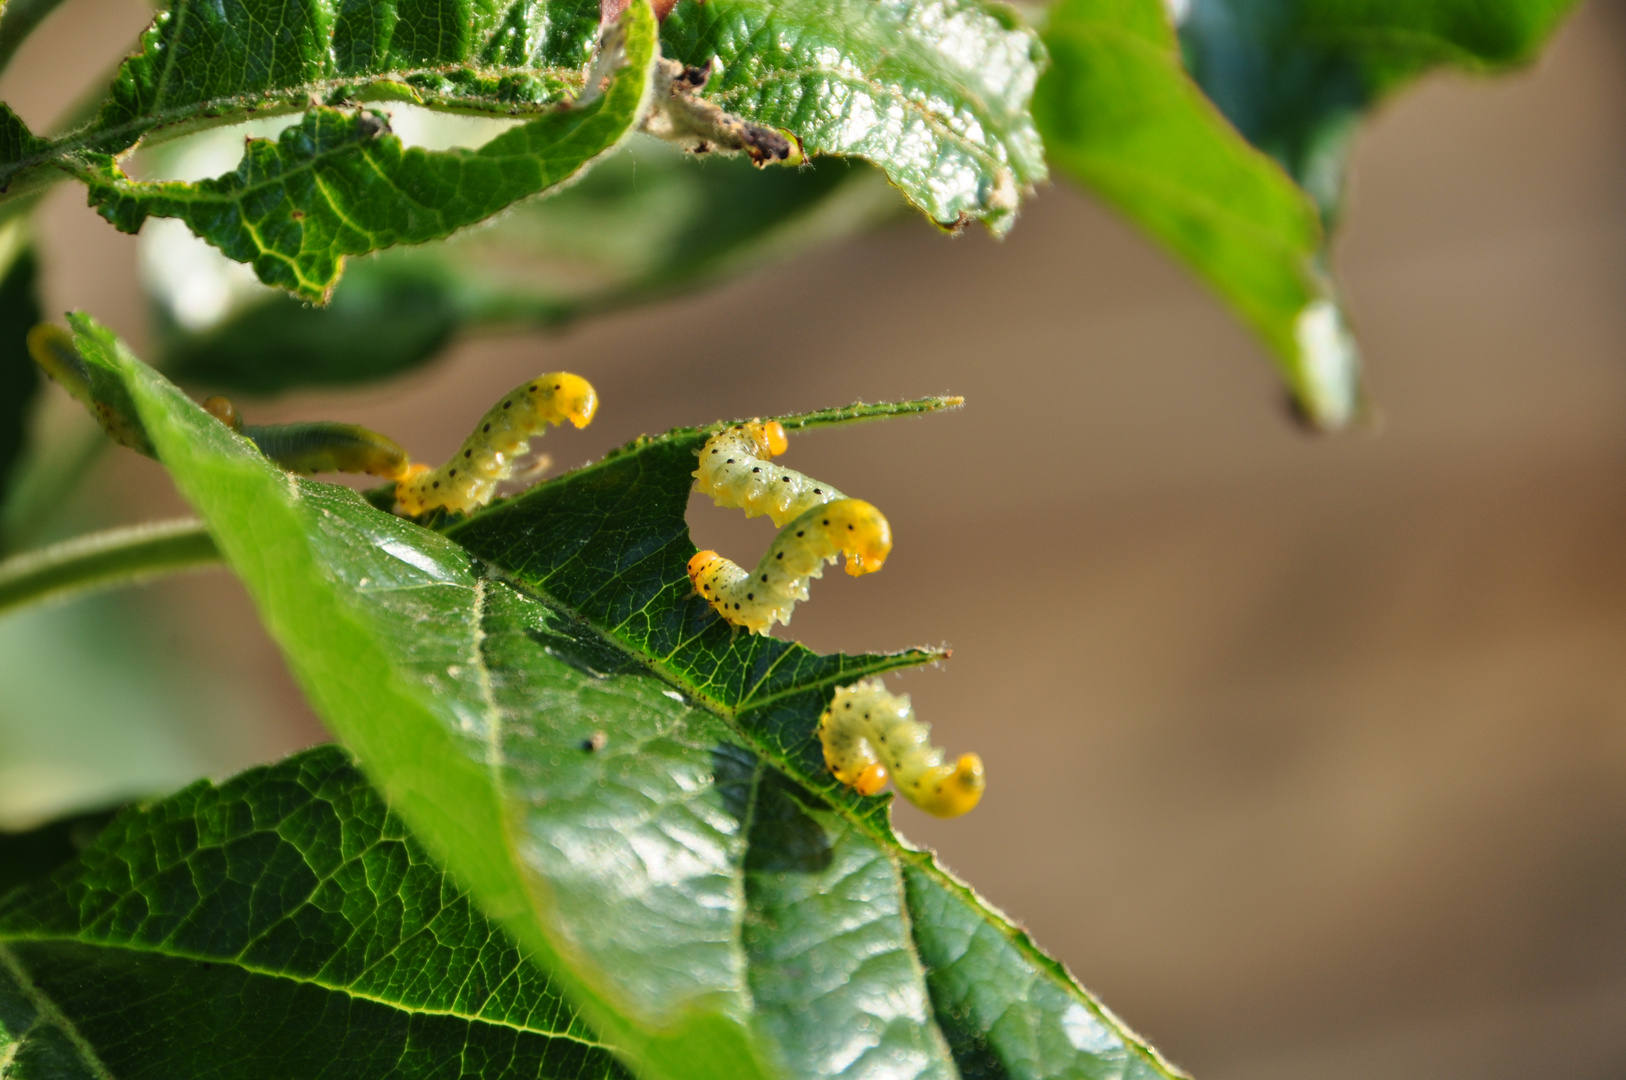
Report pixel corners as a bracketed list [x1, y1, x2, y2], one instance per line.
[1179, 0, 1581, 220]
[1035, 0, 1361, 429]
[80, 5, 658, 302]
[660, 0, 1048, 234]
[0, 230, 39, 518]
[155, 142, 902, 393]
[0, 746, 628, 1080]
[68, 312, 1185, 1080]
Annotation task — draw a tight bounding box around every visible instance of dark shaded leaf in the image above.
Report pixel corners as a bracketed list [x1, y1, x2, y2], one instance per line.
[1179, 0, 1581, 220]
[0, 745, 628, 1080]
[0, 237, 40, 516]
[0, 807, 118, 898]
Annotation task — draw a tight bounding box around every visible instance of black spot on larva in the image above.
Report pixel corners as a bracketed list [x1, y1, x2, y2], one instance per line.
[726, 458, 735, 464]
[813, 488, 822, 494]
[760, 574, 768, 582]
[746, 593, 754, 600]
[504, 401, 512, 409]
[449, 469, 457, 476]
[848, 524, 854, 530]
[553, 383, 561, 390]
[711, 449, 719, 454]
[782, 476, 790, 482]
[734, 603, 741, 609]
[483, 424, 491, 432]
[433, 481, 441, 488]
[529, 384, 538, 392]
[751, 467, 760, 473]
[796, 531, 804, 537]
[775, 552, 783, 559]
[465, 450, 472, 458]
[823, 519, 830, 525]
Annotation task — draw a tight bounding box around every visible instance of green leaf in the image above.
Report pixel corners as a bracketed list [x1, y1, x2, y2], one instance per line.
[0, 807, 117, 897]
[659, 0, 1048, 233]
[76, 4, 658, 302]
[156, 141, 902, 393]
[0, 227, 40, 517]
[74, 313, 1186, 1080]
[1179, 0, 1581, 220]
[0, 745, 628, 1080]
[1035, 0, 1362, 429]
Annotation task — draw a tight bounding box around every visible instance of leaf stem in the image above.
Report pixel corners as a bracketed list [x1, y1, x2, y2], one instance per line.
[0, 518, 221, 617]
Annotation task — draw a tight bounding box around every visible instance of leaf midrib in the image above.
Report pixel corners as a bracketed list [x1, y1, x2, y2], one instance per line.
[0, 941, 118, 1080]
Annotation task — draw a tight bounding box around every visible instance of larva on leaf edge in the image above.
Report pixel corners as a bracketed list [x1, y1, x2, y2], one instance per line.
[687, 497, 892, 634]
[395, 372, 597, 517]
[819, 679, 985, 818]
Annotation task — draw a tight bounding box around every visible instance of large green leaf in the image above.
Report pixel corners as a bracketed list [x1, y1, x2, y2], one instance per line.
[1034, 0, 1361, 429]
[66, 312, 1185, 1080]
[0, 746, 628, 1080]
[1179, 0, 1581, 221]
[659, 0, 1047, 234]
[153, 141, 902, 394]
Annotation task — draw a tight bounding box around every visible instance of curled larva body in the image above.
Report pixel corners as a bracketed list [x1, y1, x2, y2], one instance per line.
[202, 396, 412, 480]
[395, 372, 598, 516]
[818, 680, 985, 818]
[693, 422, 845, 527]
[686, 498, 891, 634]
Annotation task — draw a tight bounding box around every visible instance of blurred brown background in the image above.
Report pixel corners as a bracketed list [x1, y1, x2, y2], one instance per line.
[3, 0, 1625, 1076]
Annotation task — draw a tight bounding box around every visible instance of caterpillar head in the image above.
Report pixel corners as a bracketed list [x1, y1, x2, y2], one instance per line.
[825, 499, 892, 576]
[687, 550, 723, 591]
[533, 373, 598, 429]
[743, 420, 789, 458]
[203, 396, 244, 431]
[923, 754, 985, 818]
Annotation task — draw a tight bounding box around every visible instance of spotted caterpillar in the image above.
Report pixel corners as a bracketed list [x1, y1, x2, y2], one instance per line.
[203, 397, 411, 480]
[692, 421, 845, 526]
[687, 498, 891, 634]
[394, 373, 597, 516]
[818, 680, 985, 818]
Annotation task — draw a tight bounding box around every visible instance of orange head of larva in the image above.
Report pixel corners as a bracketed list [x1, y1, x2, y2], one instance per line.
[687, 550, 722, 590]
[202, 396, 244, 431]
[745, 420, 789, 458]
[824, 499, 892, 576]
[854, 762, 890, 796]
[537, 373, 598, 429]
[925, 754, 985, 818]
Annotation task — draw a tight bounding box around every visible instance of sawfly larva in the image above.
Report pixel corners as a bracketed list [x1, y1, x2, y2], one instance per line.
[687, 497, 890, 634]
[394, 373, 597, 516]
[693, 421, 844, 527]
[818, 679, 985, 818]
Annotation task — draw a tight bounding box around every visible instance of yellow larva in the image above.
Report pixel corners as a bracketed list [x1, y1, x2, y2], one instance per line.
[693, 421, 845, 526]
[687, 498, 891, 634]
[818, 680, 984, 818]
[394, 373, 597, 516]
[202, 396, 412, 480]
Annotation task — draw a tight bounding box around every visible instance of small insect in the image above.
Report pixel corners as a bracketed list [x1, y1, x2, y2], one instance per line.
[203, 396, 412, 479]
[693, 421, 845, 527]
[687, 497, 891, 634]
[28, 324, 152, 454]
[818, 679, 985, 818]
[394, 373, 598, 516]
